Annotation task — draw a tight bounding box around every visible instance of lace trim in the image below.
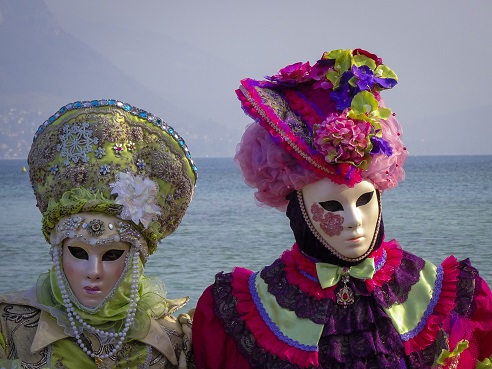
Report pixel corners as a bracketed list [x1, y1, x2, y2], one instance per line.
[212, 271, 317, 369]
[454, 258, 479, 317]
[318, 314, 406, 367]
[273, 241, 397, 305]
[401, 266, 444, 342]
[261, 258, 335, 324]
[263, 247, 407, 366]
[365, 239, 403, 293]
[401, 256, 476, 355]
[248, 272, 318, 352]
[373, 250, 425, 308]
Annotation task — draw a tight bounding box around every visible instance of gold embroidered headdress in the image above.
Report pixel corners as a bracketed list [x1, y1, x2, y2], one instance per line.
[28, 99, 197, 254]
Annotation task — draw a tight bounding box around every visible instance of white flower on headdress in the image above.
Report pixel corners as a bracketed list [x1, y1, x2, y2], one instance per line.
[110, 172, 161, 229]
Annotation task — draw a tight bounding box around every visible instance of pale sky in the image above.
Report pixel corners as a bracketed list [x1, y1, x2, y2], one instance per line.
[43, 0, 492, 155]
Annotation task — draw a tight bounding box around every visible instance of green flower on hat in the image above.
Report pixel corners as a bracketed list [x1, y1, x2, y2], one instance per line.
[348, 90, 391, 128]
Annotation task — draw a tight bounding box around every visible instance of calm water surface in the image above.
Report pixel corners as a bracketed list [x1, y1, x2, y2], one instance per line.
[0, 156, 491, 309]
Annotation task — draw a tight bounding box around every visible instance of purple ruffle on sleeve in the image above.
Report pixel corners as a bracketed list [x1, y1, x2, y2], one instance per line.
[261, 259, 334, 324]
[212, 271, 316, 369]
[373, 251, 425, 308]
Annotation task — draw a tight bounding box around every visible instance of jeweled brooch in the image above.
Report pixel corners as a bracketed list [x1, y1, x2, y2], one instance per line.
[84, 219, 105, 237]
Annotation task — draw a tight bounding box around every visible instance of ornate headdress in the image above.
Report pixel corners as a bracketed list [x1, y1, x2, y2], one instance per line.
[28, 99, 197, 254]
[235, 48, 408, 210]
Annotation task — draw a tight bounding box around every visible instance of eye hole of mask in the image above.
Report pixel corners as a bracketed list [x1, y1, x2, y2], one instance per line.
[318, 200, 343, 212]
[356, 191, 374, 207]
[68, 246, 88, 260]
[318, 191, 374, 212]
[102, 249, 125, 262]
[67, 246, 125, 262]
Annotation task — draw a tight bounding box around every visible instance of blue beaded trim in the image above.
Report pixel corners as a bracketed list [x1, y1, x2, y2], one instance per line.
[248, 272, 318, 352]
[374, 249, 388, 273]
[299, 269, 319, 283]
[400, 265, 444, 341]
[33, 99, 197, 179]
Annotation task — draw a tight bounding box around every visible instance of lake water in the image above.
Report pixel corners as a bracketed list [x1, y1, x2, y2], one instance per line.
[0, 156, 491, 309]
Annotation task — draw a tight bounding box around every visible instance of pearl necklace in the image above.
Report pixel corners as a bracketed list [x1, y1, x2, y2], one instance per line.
[51, 245, 140, 360]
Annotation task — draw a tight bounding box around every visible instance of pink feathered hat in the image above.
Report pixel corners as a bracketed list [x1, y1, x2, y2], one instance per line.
[235, 48, 408, 211]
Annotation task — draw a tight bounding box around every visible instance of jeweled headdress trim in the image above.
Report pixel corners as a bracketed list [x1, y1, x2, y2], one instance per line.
[33, 99, 197, 180]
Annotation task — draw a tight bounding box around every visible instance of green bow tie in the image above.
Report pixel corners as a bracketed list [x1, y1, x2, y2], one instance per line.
[315, 258, 375, 289]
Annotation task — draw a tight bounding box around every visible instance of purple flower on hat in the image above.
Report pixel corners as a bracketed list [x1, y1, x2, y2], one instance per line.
[352, 65, 397, 91]
[314, 113, 372, 167]
[330, 71, 359, 111]
[310, 59, 334, 90]
[266, 61, 312, 86]
[370, 136, 393, 156]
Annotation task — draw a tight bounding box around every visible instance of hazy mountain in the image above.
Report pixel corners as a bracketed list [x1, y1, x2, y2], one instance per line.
[0, 0, 234, 159]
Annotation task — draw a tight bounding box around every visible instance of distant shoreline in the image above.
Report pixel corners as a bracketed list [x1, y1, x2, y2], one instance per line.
[1, 154, 492, 162]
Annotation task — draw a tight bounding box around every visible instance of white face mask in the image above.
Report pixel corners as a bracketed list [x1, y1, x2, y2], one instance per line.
[62, 238, 130, 309]
[60, 213, 131, 308]
[301, 178, 379, 260]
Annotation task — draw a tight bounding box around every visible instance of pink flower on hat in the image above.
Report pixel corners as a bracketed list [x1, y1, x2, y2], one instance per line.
[314, 113, 372, 168]
[266, 61, 312, 85]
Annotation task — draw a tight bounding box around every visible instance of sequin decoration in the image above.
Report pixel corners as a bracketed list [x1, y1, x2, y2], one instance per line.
[95, 146, 106, 159]
[100, 164, 111, 176]
[56, 122, 99, 166]
[136, 159, 146, 170]
[118, 222, 141, 243]
[113, 143, 124, 156]
[57, 216, 84, 233]
[49, 164, 59, 175]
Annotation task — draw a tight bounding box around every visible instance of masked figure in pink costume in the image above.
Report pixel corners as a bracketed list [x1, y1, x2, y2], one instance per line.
[192, 49, 492, 368]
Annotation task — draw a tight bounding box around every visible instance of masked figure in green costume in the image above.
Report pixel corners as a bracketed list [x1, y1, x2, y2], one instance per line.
[0, 100, 197, 369]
